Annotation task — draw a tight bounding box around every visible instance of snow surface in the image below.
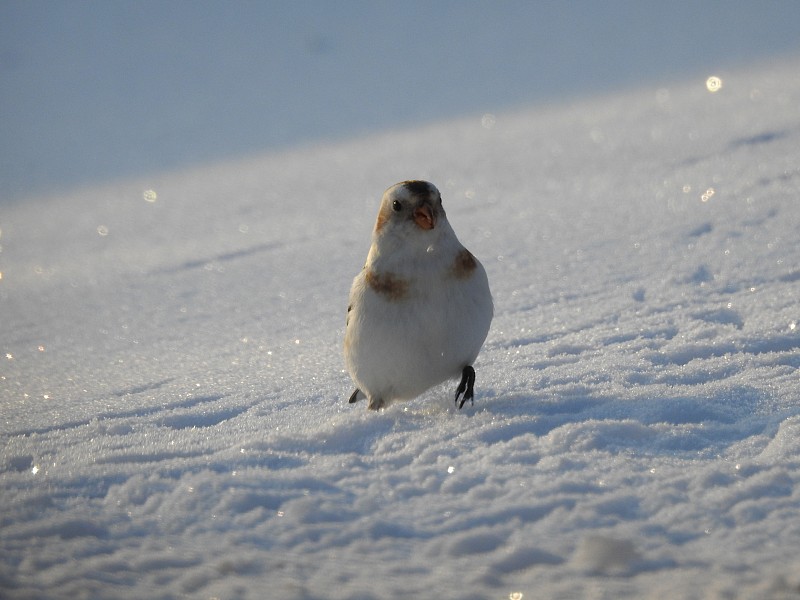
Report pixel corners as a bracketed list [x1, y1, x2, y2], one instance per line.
[4, 1, 800, 201]
[3, 56, 800, 599]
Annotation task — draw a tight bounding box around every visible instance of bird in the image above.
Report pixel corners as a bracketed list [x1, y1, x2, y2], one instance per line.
[344, 180, 493, 410]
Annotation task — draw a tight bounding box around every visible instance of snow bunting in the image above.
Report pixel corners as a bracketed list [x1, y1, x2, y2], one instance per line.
[344, 180, 493, 410]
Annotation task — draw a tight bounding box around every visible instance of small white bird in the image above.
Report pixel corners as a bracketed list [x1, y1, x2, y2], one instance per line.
[344, 180, 493, 410]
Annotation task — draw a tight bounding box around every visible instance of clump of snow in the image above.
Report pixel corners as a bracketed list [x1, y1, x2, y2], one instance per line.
[3, 56, 800, 598]
[572, 535, 641, 575]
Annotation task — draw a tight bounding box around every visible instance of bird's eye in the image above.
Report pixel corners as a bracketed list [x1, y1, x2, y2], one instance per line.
[392, 199, 402, 212]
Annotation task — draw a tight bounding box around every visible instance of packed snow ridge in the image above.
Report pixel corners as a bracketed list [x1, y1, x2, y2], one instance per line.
[2, 57, 800, 599]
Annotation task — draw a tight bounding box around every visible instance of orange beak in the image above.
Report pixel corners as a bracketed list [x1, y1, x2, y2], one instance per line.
[413, 204, 435, 230]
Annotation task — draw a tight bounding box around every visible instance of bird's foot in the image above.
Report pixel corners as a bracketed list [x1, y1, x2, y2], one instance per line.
[350, 388, 385, 410]
[454, 366, 476, 409]
[367, 397, 385, 410]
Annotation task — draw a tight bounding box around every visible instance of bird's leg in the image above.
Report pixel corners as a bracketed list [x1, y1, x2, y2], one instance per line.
[349, 388, 384, 410]
[454, 366, 476, 409]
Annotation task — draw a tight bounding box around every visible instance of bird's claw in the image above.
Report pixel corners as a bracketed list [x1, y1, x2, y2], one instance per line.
[455, 366, 476, 409]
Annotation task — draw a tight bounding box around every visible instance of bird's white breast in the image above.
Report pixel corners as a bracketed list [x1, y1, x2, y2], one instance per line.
[345, 237, 492, 405]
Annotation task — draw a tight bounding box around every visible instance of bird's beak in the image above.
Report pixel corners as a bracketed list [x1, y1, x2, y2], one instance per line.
[413, 203, 436, 230]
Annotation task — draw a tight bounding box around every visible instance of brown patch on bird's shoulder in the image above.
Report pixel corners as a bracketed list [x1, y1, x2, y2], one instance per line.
[366, 270, 409, 301]
[451, 249, 477, 279]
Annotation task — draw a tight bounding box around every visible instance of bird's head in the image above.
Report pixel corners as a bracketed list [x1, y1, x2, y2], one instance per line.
[374, 180, 445, 239]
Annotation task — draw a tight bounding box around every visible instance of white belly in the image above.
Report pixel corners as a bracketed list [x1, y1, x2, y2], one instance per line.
[345, 264, 492, 405]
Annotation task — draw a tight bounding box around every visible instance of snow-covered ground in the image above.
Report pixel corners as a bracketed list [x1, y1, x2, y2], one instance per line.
[3, 52, 800, 598]
[4, 1, 800, 201]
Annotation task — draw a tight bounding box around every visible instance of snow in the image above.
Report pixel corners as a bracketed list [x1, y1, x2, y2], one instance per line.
[3, 39, 800, 600]
[4, 1, 800, 201]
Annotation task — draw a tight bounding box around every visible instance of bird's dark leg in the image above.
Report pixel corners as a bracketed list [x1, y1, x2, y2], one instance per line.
[454, 366, 476, 409]
[350, 388, 384, 409]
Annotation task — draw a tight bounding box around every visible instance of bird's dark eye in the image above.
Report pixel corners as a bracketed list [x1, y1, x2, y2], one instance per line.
[392, 199, 402, 212]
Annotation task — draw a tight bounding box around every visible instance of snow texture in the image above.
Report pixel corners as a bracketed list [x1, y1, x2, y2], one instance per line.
[3, 55, 800, 599]
[3, 1, 800, 201]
